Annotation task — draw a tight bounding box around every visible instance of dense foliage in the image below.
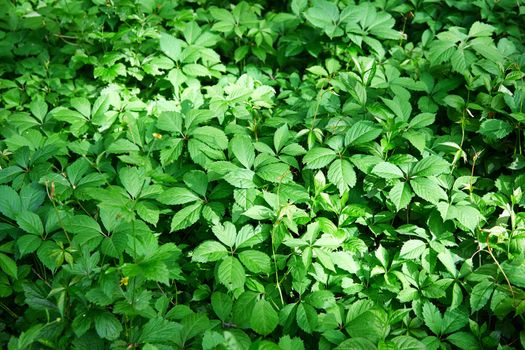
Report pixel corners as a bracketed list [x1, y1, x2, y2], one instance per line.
[1, 0, 525, 348]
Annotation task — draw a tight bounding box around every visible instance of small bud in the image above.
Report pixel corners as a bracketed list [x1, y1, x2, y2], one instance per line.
[152, 133, 163, 140]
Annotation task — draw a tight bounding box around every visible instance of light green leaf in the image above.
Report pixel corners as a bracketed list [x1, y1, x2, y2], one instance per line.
[447, 332, 481, 350]
[160, 32, 183, 61]
[243, 205, 274, 220]
[212, 222, 236, 248]
[192, 126, 228, 150]
[119, 167, 144, 199]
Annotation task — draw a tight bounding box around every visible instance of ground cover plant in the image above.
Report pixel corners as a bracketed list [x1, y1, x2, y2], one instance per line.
[0, 0, 525, 348]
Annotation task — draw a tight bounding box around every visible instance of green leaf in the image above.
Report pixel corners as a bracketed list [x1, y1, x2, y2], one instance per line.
[94, 312, 122, 341]
[389, 182, 413, 211]
[250, 299, 278, 336]
[304, 290, 336, 309]
[183, 170, 208, 197]
[17, 235, 42, 256]
[327, 159, 356, 195]
[410, 177, 447, 204]
[303, 147, 337, 169]
[274, 124, 289, 153]
[170, 202, 203, 232]
[0, 185, 22, 220]
[478, 119, 513, 139]
[209, 222, 235, 247]
[335, 338, 376, 350]
[119, 167, 144, 199]
[192, 241, 228, 262]
[372, 162, 404, 179]
[296, 302, 318, 334]
[16, 211, 44, 236]
[243, 205, 274, 220]
[224, 168, 257, 188]
[345, 121, 382, 146]
[391, 336, 426, 350]
[422, 302, 442, 335]
[400, 240, 426, 260]
[0, 253, 17, 279]
[239, 250, 271, 274]
[447, 332, 481, 350]
[411, 156, 449, 177]
[192, 126, 228, 150]
[211, 292, 232, 321]
[160, 32, 183, 61]
[140, 317, 180, 343]
[158, 187, 201, 205]
[470, 280, 494, 312]
[231, 135, 255, 169]
[217, 256, 245, 291]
